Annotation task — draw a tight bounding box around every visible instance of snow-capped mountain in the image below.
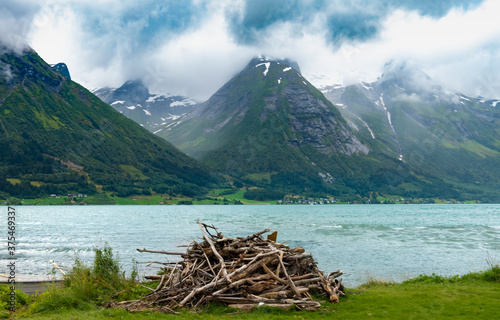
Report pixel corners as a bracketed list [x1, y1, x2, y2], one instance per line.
[93, 80, 199, 133]
[320, 60, 500, 201]
[160, 57, 423, 196]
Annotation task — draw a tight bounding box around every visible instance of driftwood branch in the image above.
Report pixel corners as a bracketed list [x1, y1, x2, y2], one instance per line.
[137, 248, 185, 256]
[198, 219, 231, 284]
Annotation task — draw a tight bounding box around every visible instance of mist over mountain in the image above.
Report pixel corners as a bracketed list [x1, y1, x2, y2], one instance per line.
[322, 61, 500, 201]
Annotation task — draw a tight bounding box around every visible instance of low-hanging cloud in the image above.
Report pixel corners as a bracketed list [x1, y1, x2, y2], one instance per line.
[0, 0, 40, 53]
[0, 61, 13, 82]
[3, 0, 499, 100]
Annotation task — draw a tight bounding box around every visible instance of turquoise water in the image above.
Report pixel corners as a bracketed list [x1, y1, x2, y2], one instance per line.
[2, 204, 500, 286]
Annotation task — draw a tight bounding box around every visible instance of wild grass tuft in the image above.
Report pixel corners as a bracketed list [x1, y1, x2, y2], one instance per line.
[358, 275, 395, 288]
[24, 243, 147, 316]
[0, 285, 33, 318]
[403, 263, 500, 284]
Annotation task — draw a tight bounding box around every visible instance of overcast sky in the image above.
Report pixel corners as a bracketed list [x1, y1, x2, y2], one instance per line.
[2, 0, 500, 100]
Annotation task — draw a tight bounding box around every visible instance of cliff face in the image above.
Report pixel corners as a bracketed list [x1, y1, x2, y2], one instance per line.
[282, 83, 369, 156]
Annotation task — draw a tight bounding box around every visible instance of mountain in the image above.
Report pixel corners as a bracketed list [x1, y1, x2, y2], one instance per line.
[93, 80, 199, 134]
[0, 47, 215, 199]
[321, 61, 500, 201]
[51, 62, 71, 79]
[161, 57, 416, 197]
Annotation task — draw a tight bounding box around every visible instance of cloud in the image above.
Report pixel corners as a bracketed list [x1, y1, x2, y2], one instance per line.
[4, 0, 497, 100]
[0, 0, 40, 53]
[143, 10, 256, 99]
[225, 0, 485, 45]
[372, 0, 500, 98]
[0, 61, 13, 82]
[393, 93, 424, 104]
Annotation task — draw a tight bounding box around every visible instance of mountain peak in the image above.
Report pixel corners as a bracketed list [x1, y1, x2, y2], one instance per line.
[378, 60, 439, 94]
[252, 56, 301, 74]
[162, 55, 372, 194]
[112, 79, 149, 104]
[51, 62, 71, 79]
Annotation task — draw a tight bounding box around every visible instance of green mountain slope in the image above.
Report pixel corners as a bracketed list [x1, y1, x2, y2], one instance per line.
[323, 61, 500, 202]
[162, 58, 428, 197]
[0, 48, 215, 199]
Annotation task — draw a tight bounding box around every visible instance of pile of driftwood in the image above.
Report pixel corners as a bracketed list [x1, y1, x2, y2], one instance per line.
[123, 220, 344, 313]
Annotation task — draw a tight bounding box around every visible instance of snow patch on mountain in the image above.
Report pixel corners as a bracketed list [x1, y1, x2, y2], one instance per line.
[360, 82, 372, 91]
[380, 94, 403, 160]
[394, 84, 406, 91]
[283, 67, 292, 72]
[162, 115, 182, 121]
[111, 100, 125, 106]
[146, 94, 164, 103]
[170, 99, 197, 107]
[347, 119, 359, 131]
[255, 62, 270, 76]
[361, 119, 376, 139]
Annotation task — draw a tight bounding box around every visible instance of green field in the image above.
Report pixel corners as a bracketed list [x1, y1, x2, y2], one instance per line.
[21, 197, 71, 205]
[211, 189, 276, 204]
[110, 195, 165, 205]
[4, 275, 499, 319]
[2, 188, 276, 206]
[0, 188, 484, 206]
[2, 244, 499, 320]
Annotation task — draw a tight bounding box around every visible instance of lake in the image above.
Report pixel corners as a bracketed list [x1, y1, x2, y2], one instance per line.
[2, 204, 500, 287]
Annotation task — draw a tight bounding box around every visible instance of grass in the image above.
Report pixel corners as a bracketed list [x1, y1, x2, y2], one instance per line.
[1, 189, 482, 206]
[4, 189, 274, 206]
[19, 195, 115, 206]
[110, 195, 164, 205]
[3, 249, 499, 319]
[21, 197, 71, 205]
[3, 244, 149, 319]
[6, 279, 500, 319]
[6, 178, 21, 185]
[84, 195, 116, 205]
[213, 189, 276, 204]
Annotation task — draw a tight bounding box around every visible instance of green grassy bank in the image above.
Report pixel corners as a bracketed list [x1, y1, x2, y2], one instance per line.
[3, 188, 483, 206]
[2, 247, 499, 319]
